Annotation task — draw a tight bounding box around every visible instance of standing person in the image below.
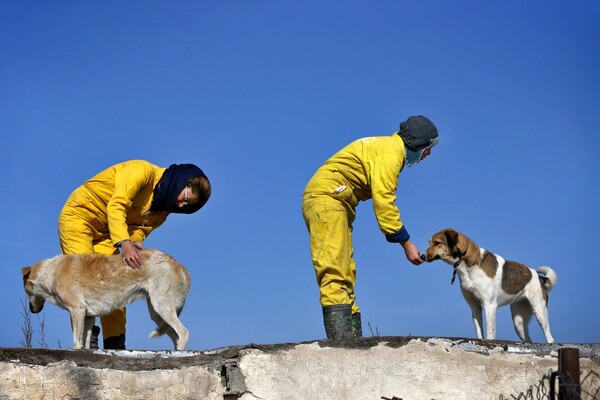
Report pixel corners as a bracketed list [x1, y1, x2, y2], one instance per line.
[302, 116, 439, 340]
[58, 159, 211, 349]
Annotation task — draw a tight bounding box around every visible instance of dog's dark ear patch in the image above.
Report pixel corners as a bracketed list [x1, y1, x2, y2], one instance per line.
[445, 229, 466, 258]
[444, 229, 459, 248]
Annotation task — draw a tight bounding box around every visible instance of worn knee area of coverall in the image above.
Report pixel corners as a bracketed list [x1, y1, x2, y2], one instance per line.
[302, 196, 360, 314]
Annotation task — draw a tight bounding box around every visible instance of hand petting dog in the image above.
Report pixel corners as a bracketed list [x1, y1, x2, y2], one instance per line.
[120, 240, 145, 269]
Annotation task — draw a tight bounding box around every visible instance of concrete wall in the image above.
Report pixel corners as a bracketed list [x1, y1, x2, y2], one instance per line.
[1, 337, 598, 400]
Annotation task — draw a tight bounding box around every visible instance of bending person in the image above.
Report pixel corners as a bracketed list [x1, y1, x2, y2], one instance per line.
[302, 116, 439, 339]
[58, 159, 211, 349]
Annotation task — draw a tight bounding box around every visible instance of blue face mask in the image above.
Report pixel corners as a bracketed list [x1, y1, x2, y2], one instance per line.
[405, 147, 426, 167]
[405, 136, 439, 167]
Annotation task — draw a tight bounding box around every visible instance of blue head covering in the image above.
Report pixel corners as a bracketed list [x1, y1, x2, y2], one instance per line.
[150, 164, 208, 214]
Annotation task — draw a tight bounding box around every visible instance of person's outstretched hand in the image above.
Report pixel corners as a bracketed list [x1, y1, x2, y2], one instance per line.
[401, 240, 423, 265]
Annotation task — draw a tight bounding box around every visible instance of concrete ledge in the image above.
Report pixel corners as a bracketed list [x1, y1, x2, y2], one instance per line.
[1, 337, 599, 399]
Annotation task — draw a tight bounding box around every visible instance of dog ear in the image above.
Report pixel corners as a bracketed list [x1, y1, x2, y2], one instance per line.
[444, 229, 459, 248]
[445, 229, 467, 258]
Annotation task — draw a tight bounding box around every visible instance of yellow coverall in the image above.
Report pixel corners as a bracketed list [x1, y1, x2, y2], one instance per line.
[302, 134, 407, 314]
[58, 160, 170, 340]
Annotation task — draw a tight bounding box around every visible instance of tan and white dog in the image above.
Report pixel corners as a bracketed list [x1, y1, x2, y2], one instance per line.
[421, 228, 557, 343]
[22, 249, 191, 350]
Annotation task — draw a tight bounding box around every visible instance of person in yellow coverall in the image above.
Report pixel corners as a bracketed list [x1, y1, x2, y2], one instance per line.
[302, 116, 439, 340]
[58, 160, 211, 349]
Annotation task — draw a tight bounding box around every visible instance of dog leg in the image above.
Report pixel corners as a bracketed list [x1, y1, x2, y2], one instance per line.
[165, 327, 180, 348]
[484, 305, 497, 340]
[70, 308, 86, 349]
[83, 316, 95, 349]
[468, 304, 484, 340]
[164, 312, 188, 351]
[531, 301, 554, 343]
[165, 317, 188, 350]
[510, 301, 533, 343]
[147, 301, 180, 347]
[463, 291, 484, 339]
[148, 299, 189, 350]
[147, 299, 170, 338]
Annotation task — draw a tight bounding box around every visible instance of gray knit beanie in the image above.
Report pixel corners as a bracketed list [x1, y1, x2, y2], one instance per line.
[398, 115, 439, 151]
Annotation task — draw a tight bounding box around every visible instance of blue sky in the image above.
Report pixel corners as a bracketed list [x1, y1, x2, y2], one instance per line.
[1, 1, 598, 350]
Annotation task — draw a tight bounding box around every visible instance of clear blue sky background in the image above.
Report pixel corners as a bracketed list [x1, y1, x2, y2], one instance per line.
[1, 1, 598, 350]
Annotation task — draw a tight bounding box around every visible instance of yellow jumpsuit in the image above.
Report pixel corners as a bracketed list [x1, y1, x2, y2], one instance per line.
[58, 160, 170, 339]
[302, 134, 408, 314]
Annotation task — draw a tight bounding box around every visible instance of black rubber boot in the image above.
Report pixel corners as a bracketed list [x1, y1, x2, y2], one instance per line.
[103, 334, 126, 350]
[322, 304, 353, 340]
[352, 312, 363, 337]
[90, 325, 100, 349]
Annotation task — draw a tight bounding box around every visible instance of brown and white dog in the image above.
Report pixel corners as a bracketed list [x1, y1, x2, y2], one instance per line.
[22, 249, 191, 350]
[421, 228, 557, 343]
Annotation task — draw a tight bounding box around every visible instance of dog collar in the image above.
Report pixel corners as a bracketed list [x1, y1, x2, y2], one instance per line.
[451, 259, 461, 284]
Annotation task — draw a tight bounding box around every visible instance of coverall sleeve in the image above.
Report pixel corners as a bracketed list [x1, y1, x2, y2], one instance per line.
[107, 164, 155, 246]
[368, 154, 409, 242]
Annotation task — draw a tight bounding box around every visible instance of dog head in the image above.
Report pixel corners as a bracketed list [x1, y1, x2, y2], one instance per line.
[22, 266, 45, 313]
[421, 228, 469, 265]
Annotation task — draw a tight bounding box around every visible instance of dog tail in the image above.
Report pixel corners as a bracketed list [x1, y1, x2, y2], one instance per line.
[149, 330, 162, 339]
[537, 266, 557, 291]
[149, 326, 168, 339]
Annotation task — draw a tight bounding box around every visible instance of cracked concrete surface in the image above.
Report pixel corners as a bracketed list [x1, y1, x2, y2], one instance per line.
[1, 337, 598, 400]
